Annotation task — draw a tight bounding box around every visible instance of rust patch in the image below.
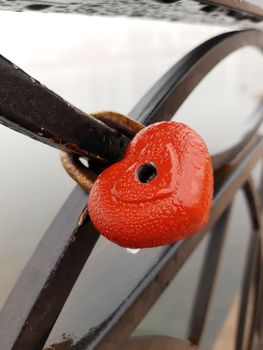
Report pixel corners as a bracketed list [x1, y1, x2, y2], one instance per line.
[91, 111, 144, 138]
[61, 111, 144, 191]
[60, 152, 97, 193]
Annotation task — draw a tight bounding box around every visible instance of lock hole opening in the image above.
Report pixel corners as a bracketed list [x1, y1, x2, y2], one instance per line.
[136, 163, 157, 184]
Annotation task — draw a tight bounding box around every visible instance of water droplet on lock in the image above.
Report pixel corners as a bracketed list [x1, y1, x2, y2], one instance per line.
[126, 248, 140, 254]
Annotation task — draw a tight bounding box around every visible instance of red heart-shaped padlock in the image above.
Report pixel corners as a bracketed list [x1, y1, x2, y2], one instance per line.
[88, 121, 213, 248]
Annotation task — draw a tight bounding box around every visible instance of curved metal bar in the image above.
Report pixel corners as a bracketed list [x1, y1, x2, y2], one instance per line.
[212, 102, 263, 170]
[92, 136, 263, 350]
[60, 30, 263, 192]
[2, 140, 262, 350]
[0, 187, 100, 350]
[188, 205, 233, 345]
[188, 176, 263, 349]
[130, 30, 263, 124]
[2, 30, 263, 350]
[130, 30, 263, 170]
[91, 111, 144, 138]
[60, 152, 97, 193]
[0, 30, 262, 169]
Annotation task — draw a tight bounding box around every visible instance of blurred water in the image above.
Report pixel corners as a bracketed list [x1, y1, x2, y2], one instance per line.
[0, 11, 262, 349]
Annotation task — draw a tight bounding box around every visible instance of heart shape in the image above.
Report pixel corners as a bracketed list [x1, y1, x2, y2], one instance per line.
[88, 121, 213, 248]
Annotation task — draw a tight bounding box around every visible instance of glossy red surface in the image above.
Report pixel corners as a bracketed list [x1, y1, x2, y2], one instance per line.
[88, 121, 213, 248]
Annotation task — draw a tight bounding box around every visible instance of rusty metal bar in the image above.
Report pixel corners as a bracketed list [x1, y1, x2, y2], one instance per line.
[1, 31, 262, 169]
[0, 187, 99, 350]
[1, 29, 263, 349]
[0, 55, 129, 163]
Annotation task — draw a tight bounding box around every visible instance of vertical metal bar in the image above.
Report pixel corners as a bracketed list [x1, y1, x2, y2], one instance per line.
[0, 187, 99, 350]
[238, 178, 263, 349]
[259, 160, 263, 207]
[188, 205, 232, 345]
[235, 230, 259, 350]
[243, 177, 262, 231]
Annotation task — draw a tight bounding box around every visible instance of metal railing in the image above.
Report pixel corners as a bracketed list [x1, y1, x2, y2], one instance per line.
[0, 30, 262, 349]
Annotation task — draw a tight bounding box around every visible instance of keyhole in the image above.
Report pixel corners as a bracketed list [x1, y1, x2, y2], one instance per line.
[136, 163, 157, 184]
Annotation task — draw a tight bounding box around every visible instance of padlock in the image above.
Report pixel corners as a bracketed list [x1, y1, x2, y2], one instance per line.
[88, 121, 213, 248]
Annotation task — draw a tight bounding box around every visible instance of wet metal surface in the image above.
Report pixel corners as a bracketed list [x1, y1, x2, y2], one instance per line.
[0, 55, 129, 163]
[60, 112, 143, 192]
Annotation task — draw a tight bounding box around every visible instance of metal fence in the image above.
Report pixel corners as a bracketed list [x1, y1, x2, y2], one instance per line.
[0, 30, 262, 350]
